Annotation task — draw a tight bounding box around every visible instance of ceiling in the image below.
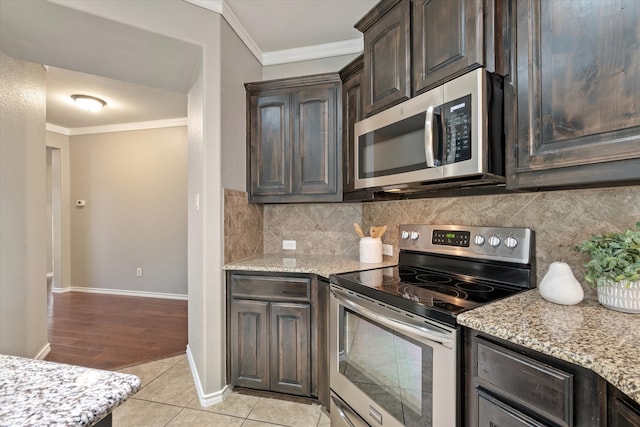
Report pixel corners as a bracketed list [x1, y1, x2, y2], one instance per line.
[1, 0, 377, 131]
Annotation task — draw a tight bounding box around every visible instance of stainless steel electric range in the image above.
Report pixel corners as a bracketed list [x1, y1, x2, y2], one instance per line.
[329, 224, 535, 427]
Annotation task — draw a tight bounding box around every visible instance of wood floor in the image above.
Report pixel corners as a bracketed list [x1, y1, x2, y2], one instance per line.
[45, 291, 187, 370]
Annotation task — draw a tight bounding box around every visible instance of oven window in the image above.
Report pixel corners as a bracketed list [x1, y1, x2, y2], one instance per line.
[339, 308, 433, 426]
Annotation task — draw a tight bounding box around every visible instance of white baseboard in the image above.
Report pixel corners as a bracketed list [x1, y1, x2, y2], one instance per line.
[186, 345, 231, 407]
[34, 343, 51, 360]
[51, 286, 187, 300]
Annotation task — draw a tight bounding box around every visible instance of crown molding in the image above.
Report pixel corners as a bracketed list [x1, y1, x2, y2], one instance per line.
[262, 37, 364, 66]
[46, 117, 188, 136]
[46, 123, 71, 136]
[183, 0, 222, 14]
[220, 0, 263, 63]
[182, 0, 363, 65]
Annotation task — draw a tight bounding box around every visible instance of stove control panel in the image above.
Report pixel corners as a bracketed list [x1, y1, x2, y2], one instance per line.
[399, 224, 533, 264]
[432, 229, 470, 246]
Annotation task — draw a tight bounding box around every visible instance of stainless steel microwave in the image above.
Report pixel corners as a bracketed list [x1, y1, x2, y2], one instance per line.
[354, 68, 504, 192]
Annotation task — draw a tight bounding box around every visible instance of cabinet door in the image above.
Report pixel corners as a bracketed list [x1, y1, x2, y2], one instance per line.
[230, 299, 269, 390]
[412, 0, 484, 94]
[506, 0, 640, 189]
[609, 385, 640, 427]
[292, 84, 341, 200]
[359, 0, 411, 116]
[340, 57, 364, 193]
[249, 92, 291, 198]
[269, 302, 310, 396]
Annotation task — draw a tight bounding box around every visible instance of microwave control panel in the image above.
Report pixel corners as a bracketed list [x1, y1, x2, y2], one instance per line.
[442, 94, 472, 164]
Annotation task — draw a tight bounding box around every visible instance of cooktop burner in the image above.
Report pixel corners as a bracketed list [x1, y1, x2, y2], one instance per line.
[336, 265, 521, 314]
[330, 224, 535, 326]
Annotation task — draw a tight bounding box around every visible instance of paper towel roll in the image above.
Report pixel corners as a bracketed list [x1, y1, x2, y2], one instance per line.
[359, 237, 382, 263]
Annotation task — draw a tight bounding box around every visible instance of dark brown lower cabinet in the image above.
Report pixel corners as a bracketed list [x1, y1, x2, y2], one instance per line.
[466, 328, 607, 426]
[227, 271, 324, 400]
[477, 390, 547, 427]
[230, 299, 269, 390]
[608, 384, 640, 427]
[269, 302, 310, 395]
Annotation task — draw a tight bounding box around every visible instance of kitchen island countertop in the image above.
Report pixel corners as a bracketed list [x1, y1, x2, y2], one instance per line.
[457, 289, 640, 405]
[223, 253, 396, 279]
[0, 354, 140, 426]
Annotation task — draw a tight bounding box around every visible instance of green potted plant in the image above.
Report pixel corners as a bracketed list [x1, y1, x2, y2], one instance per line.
[574, 221, 640, 313]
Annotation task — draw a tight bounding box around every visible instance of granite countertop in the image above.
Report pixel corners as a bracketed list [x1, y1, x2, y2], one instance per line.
[457, 289, 640, 405]
[0, 355, 140, 426]
[223, 253, 396, 278]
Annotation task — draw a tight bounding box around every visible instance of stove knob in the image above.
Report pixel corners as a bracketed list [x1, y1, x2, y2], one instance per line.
[410, 231, 420, 240]
[488, 235, 501, 247]
[473, 235, 485, 246]
[505, 236, 518, 249]
[401, 230, 410, 240]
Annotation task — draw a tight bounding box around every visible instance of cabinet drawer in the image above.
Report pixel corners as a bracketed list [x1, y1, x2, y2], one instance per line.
[478, 390, 547, 427]
[476, 338, 573, 426]
[230, 274, 311, 302]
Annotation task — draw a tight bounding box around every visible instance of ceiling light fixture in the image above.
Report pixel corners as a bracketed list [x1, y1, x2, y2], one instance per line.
[71, 94, 107, 112]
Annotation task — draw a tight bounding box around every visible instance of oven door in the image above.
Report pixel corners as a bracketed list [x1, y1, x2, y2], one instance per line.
[330, 284, 458, 427]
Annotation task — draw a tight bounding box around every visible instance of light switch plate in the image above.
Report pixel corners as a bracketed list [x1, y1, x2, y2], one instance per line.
[382, 244, 393, 256]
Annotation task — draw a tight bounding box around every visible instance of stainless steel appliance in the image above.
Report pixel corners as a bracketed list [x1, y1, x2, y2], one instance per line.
[329, 224, 535, 427]
[354, 69, 504, 192]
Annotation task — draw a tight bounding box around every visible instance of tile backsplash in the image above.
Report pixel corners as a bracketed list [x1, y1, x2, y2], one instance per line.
[224, 185, 640, 294]
[263, 203, 362, 256]
[224, 189, 264, 263]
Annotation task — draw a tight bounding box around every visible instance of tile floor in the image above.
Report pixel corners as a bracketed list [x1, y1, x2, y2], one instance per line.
[114, 354, 330, 426]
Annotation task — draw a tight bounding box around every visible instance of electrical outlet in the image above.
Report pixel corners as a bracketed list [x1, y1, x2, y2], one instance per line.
[136, 267, 143, 277]
[382, 244, 394, 256]
[282, 240, 297, 250]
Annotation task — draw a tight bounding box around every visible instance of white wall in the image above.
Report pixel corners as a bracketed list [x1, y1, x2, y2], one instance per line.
[69, 127, 188, 296]
[46, 130, 71, 290]
[0, 50, 48, 358]
[1, 0, 229, 401]
[221, 19, 262, 192]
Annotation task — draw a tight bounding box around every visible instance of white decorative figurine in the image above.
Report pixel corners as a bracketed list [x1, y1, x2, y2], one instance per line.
[539, 262, 584, 305]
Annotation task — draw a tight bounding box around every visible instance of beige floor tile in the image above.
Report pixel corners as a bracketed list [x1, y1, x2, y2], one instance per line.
[247, 397, 322, 427]
[118, 359, 175, 389]
[134, 362, 198, 406]
[112, 398, 181, 427]
[162, 353, 188, 365]
[113, 354, 329, 427]
[187, 391, 259, 418]
[166, 408, 245, 426]
[241, 420, 287, 427]
[318, 411, 330, 427]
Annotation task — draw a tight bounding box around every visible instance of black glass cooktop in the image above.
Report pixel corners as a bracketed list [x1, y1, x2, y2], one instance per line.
[331, 264, 528, 326]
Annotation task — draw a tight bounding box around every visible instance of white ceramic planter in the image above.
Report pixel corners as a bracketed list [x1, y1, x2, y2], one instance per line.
[597, 278, 640, 313]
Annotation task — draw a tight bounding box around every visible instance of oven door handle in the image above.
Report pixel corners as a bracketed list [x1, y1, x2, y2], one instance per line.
[331, 287, 454, 349]
[331, 395, 357, 427]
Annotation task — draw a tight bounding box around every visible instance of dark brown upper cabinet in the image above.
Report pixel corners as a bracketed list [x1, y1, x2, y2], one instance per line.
[339, 55, 364, 195]
[356, 0, 503, 116]
[355, 0, 411, 116]
[245, 74, 342, 203]
[506, 0, 640, 189]
[413, 0, 493, 94]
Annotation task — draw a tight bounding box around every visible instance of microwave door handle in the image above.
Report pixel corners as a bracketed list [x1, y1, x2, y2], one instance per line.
[424, 105, 437, 167]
